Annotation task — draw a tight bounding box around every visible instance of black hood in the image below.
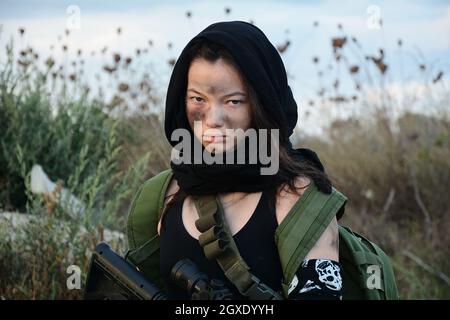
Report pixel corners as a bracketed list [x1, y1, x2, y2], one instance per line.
[164, 20, 299, 146]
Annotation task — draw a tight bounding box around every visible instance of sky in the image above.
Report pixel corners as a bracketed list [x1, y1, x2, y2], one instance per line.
[0, 0, 449, 135]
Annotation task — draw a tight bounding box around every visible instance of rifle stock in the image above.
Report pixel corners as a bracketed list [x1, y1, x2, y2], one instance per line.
[84, 242, 167, 300]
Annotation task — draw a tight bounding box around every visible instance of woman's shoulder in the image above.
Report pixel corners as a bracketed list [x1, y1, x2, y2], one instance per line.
[275, 176, 339, 261]
[161, 175, 313, 224]
[157, 175, 180, 236]
[163, 175, 180, 206]
[275, 176, 311, 225]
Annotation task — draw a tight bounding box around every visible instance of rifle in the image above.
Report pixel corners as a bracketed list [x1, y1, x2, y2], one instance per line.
[84, 242, 234, 300]
[84, 242, 167, 300]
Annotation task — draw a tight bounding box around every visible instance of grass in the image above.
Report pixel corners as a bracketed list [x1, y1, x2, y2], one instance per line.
[296, 26, 450, 299]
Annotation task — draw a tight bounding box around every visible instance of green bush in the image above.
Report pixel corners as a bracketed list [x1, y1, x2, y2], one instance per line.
[0, 40, 149, 299]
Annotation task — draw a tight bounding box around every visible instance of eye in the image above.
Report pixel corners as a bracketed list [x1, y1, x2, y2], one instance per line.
[189, 96, 205, 104]
[227, 99, 243, 106]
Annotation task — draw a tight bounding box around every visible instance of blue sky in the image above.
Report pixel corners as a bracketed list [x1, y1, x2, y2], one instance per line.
[1, 0, 449, 134]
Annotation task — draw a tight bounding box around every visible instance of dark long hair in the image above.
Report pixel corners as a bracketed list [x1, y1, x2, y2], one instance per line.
[161, 39, 332, 223]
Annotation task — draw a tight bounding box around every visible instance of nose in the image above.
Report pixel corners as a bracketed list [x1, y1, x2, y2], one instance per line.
[205, 104, 225, 128]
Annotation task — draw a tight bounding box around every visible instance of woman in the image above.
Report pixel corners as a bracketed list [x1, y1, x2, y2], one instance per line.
[121, 21, 345, 299]
[155, 21, 343, 300]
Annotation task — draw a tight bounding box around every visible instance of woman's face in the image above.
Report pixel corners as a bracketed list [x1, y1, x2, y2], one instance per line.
[186, 57, 252, 154]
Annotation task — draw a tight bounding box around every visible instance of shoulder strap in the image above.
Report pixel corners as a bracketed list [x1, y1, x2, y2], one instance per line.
[126, 169, 173, 265]
[274, 182, 347, 297]
[192, 195, 284, 300]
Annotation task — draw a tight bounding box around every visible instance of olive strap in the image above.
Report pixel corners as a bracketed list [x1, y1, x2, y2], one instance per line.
[192, 195, 283, 300]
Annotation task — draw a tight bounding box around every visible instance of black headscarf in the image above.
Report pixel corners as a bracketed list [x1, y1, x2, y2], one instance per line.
[164, 21, 325, 195]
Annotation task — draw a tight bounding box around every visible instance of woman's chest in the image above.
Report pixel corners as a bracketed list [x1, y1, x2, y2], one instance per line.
[181, 192, 264, 240]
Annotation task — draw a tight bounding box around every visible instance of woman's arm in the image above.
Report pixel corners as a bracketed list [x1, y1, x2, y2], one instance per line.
[287, 257, 343, 299]
[276, 177, 340, 261]
[287, 217, 343, 300]
[305, 216, 339, 261]
[277, 178, 342, 299]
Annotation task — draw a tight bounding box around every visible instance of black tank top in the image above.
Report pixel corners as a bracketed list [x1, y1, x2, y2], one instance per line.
[159, 190, 283, 299]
